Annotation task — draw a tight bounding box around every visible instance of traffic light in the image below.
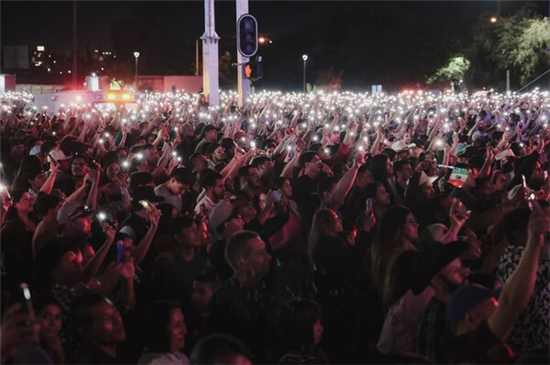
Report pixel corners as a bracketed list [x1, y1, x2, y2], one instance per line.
[237, 14, 258, 58]
[245, 56, 263, 81]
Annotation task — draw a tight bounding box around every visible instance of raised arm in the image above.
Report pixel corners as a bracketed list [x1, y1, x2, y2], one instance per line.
[328, 156, 362, 210]
[488, 201, 548, 341]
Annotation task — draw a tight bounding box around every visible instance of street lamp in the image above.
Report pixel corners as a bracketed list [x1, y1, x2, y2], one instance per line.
[490, 16, 497, 23]
[302, 54, 308, 93]
[133, 52, 140, 91]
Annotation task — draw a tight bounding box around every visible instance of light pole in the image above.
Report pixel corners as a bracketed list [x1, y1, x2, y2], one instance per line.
[133, 52, 140, 91]
[195, 39, 200, 75]
[302, 54, 308, 93]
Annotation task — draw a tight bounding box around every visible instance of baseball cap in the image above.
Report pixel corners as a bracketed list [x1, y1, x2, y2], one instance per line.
[458, 146, 481, 159]
[206, 143, 222, 156]
[410, 240, 469, 295]
[23, 166, 45, 180]
[209, 200, 237, 231]
[495, 149, 515, 161]
[131, 186, 165, 204]
[417, 223, 448, 250]
[47, 149, 71, 163]
[419, 171, 437, 187]
[391, 140, 410, 153]
[447, 284, 502, 323]
[57, 202, 95, 226]
[203, 125, 217, 133]
[471, 131, 488, 142]
[29, 145, 42, 156]
[128, 171, 154, 193]
[118, 225, 136, 242]
[454, 143, 468, 156]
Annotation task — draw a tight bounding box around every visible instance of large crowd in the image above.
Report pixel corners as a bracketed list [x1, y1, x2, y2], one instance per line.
[0, 88, 549, 364]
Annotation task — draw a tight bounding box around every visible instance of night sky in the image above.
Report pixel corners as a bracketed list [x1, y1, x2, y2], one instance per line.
[1, 1, 549, 90]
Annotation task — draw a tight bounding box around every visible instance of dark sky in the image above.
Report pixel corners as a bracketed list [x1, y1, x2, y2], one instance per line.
[1, 1, 549, 90]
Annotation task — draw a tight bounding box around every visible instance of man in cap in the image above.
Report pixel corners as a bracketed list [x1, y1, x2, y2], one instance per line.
[446, 201, 548, 363]
[207, 200, 245, 280]
[119, 185, 163, 246]
[58, 201, 116, 274]
[376, 241, 468, 357]
[391, 140, 414, 161]
[405, 161, 438, 230]
[127, 171, 154, 194]
[47, 149, 72, 185]
[413, 241, 470, 363]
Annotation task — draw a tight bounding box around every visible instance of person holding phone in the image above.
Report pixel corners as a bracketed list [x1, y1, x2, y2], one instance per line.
[98, 160, 130, 219]
[0, 302, 54, 365]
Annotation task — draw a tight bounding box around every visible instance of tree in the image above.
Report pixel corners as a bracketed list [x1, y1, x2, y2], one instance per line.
[427, 55, 470, 84]
[494, 15, 550, 84]
[464, 7, 550, 90]
[316, 67, 343, 91]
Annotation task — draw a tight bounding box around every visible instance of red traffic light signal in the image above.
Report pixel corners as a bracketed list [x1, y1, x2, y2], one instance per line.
[237, 14, 258, 58]
[245, 56, 263, 81]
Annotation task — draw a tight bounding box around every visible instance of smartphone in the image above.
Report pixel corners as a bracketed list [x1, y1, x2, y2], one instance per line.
[0, 184, 11, 201]
[522, 174, 527, 189]
[139, 200, 159, 214]
[18, 283, 34, 326]
[272, 190, 282, 202]
[528, 192, 536, 211]
[365, 198, 374, 212]
[48, 153, 59, 165]
[448, 167, 470, 188]
[97, 211, 116, 228]
[232, 140, 246, 154]
[116, 240, 124, 263]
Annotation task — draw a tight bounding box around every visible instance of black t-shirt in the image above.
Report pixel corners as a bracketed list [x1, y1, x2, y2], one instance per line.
[207, 239, 233, 281]
[1, 217, 35, 293]
[202, 278, 274, 360]
[311, 235, 363, 296]
[151, 251, 208, 313]
[292, 175, 319, 229]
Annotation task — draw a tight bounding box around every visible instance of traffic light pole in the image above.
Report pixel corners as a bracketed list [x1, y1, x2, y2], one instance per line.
[202, 0, 220, 106]
[236, 0, 251, 108]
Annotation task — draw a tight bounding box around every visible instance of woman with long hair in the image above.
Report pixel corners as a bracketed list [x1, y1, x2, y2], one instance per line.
[138, 300, 189, 364]
[269, 177, 306, 257]
[278, 298, 328, 364]
[370, 154, 396, 205]
[1, 190, 38, 293]
[34, 296, 66, 364]
[356, 182, 391, 223]
[370, 206, 419, 290]
[307, 208, 366, 362]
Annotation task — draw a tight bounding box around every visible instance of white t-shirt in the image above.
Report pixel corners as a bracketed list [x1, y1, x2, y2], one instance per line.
[154, 184, 182, 213]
